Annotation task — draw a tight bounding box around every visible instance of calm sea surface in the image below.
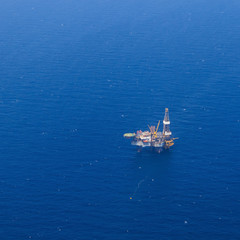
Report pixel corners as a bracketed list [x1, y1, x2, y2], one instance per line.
[0, 0, 239, 239]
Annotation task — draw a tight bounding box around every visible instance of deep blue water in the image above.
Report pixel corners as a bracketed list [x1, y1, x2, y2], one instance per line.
[0, 0, 240, 239]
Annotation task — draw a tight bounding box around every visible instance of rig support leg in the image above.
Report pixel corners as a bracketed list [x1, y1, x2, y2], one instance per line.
[156, 148, 162, 154]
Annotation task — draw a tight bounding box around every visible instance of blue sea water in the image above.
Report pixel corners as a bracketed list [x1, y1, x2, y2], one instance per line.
[0, 0, 240, 239]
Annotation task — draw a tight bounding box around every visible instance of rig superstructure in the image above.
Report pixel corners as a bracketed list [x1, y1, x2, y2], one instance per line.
[123, 108, 178, 153]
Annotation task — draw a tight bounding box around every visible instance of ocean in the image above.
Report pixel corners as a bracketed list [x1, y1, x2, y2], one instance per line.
[0, 0, 239, 239]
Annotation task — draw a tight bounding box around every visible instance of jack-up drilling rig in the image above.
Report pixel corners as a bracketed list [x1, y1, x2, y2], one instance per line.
[123, 108, 178, 153]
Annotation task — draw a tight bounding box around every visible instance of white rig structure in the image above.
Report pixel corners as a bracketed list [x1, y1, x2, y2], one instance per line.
[124, 108, 178, 153]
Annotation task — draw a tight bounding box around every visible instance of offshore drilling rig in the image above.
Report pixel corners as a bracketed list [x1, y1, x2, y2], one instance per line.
[123, 108, 178, 153]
